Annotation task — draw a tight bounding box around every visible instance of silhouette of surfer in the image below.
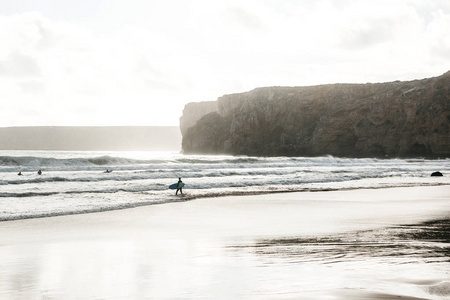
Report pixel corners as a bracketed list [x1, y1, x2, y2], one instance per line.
[18, 171, 22, 176]
[37, 170, 42, 175]
[104, 169, 112, 173]
[176, 177, 183, 195]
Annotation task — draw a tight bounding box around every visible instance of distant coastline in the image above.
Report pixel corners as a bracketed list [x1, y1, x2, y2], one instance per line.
[0, 126, 181, 151]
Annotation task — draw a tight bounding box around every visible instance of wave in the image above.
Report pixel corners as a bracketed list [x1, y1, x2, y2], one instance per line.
[0, 154, 384, 167]
[0, 197, 178, 222]
[0, 154, 273, 168]
[2, 153, 446, 170]
[0, 155, 164, 168]
[2, 183, 448, 222]
[0, 169, 299, 186]
[2, 176, 70, 185]
[1, 178, 446, 200]
[0, 170, 389, 189]
[0, 185, 165, 198]
[176, 157, 262, 164]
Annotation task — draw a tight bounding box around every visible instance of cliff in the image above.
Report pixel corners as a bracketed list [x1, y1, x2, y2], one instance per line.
[181, 71, 450, 158]
[179, 101, 218, 136]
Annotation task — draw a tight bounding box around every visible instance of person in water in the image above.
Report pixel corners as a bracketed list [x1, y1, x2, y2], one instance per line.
[37, 170, 42, 175]
[18, 171, 22, 176]
[176, 177, 183, 195]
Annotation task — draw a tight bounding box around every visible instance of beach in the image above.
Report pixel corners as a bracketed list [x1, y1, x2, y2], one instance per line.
[1, 186, 450, 299]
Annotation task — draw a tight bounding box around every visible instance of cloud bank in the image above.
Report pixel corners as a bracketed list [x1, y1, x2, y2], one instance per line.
[0, 0, 449, 126]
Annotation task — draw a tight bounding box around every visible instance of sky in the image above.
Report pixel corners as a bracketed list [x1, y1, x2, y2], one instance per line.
[0, 0, 449, 127]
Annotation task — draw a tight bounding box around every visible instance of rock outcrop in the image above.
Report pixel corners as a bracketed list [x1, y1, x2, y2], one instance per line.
[181, 71, 450, 158]
[179, 101, 218, 136]
[431, 172, 443, 176]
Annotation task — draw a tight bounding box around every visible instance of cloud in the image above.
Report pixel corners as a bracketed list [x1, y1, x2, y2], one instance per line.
[0, 51, 42, 77]
[18, 80, 45, 94]
[0, 12, 193, 126]
[0, 1, 449, 126]
[223, 6, 266, 31]
[427, 9, 450, 60]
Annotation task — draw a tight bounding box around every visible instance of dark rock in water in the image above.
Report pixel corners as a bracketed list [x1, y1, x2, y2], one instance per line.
[181, 71, 450, 158]
[431, 171, 443, 176]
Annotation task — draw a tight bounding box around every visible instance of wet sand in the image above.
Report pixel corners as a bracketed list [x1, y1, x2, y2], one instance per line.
[1, 186, 450, 299]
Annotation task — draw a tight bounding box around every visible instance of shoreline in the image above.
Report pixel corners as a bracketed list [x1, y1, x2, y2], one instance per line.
[1, 185, 449, 299]
[2, 183, 449, 223]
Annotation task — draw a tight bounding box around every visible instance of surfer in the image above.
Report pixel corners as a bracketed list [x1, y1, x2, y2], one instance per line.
[176, 177, 183, 195]
[18, 171, 22, 176]
[37, 170, 42, 175]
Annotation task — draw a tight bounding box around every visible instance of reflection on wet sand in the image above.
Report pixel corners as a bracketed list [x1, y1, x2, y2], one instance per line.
[228, 218, 450, 299]
[232, 218, 450, 265]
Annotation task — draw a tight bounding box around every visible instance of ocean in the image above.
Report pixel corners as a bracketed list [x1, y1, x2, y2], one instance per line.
[1, 150, 449, 221]
[1, 150, 450, 299]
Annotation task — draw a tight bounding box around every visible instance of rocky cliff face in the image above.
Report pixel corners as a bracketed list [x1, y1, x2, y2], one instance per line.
[179, 101, 218, 136]
[181, 72, 450, 158]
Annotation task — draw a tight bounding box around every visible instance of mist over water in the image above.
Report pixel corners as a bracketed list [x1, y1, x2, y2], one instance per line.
[1, 150, 449, 221]
[0, 126, 181, 151]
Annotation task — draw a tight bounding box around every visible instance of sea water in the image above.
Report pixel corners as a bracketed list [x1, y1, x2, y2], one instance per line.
[1, 150, 449, 221]
[1, 150, 450, 299]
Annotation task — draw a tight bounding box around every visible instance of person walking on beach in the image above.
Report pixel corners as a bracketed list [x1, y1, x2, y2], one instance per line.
[176, 177, 183, 195]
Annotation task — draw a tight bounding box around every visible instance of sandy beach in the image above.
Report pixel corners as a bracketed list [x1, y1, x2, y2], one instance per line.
[1, 186, 450, 299]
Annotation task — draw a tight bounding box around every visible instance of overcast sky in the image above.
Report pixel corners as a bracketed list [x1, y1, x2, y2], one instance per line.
[1, 0, 449, 127]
